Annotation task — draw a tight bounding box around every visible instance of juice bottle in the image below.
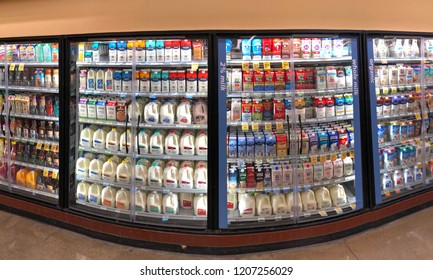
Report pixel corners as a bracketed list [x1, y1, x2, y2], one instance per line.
[23, 119, 30, 138]
[37, 146, 45, 165]
[30, 144, 38, 164]
[16, 168, 29, 186]
[15, 119, 22, 137]
[46, 121, 54, 140]
[45, 98, 53, 116]
[25, 169, 38, 189]
[54, 122, 59, 140]
[30, 120, 37, 139]
[45, 148, 53, 167]
[38, 121, 46, 139]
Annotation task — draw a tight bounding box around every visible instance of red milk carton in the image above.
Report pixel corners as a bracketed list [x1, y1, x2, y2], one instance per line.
[272, 38, 282, 60]
[274, 99, 285, 120]
[242, 70, 254, 92]
[253, 70, 265, 92]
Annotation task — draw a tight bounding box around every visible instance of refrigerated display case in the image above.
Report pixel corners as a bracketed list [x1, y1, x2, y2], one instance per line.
[366, 34, 433, 204]
[67, 36, 209, 228]
[217, 34, 363, 228]
[0, 39, 62, 204]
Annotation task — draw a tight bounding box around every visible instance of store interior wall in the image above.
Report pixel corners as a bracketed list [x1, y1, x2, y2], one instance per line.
[0, 0, 429, 37]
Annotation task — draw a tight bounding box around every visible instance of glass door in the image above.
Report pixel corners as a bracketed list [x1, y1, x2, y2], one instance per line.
[69, 36, 209, 228]
[0, 40, 61, 204]
[219, 34, 363, 228]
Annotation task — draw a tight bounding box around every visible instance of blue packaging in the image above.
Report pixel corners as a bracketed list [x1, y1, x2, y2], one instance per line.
[237, 133, 247, 157]
[379, 149, 384, 169]
[246, 133, 255, 157]
[228, 168, 238, 189]
[384, 148, 397, 169]
[254, 132, 265, 157]
[318, 131, 329, 153]
[347, 127, 355, 148]
[328, 130, 339, 152]
[242, 39, 251, 60]
[228, 133, 238, 158]
[377, 124, 387, 143]
[226, 39, 232, 59]
[265, 132, 276, 156]
[252, 38, 262, 59]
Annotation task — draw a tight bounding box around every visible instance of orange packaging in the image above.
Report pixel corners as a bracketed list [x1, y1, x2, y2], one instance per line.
[292, 38, 301, 59]
[241, 98, 252, 121]
[242, 70, 254, 92]
[276, 133, 288, 156]
[274, 70, 286, 91]
[273, 99, 285, 120]
[264, 71, 275, 91]
[192, 40, 203, 61]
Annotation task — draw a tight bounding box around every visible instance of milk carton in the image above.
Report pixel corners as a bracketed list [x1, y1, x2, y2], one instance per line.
[172, 40, 181, 62]
[79, 98, 88, 118]
[177, 70, 186, 92]
[271, 165, 283, 188]
[180, 193, 193, 209]
[303, 163, 313, 184]
[96, 100, 106, 120]
[313, 162, 324, 182]
[117, 41, 127, 63]
[169, 71, 178, 92]
[254, 132, 265, 157]
[161, 70, 170, 92]
[333, 158, 344, 178]
[86, 99, 97, 119]
[150, 69, 162, 92]
[231, 69, 243, 92]
[186, 69, 197, 92]
[136, 40, 145, 62]
[228, 133, 237, 158]
[265, 132, 276, 156]
[155, 40, 165, 62]
[323, 160, 334, 180]
[146, 40, 156, 62]
[198, 69, 208, 93]
[181, 39, 192, 62]
[139, 70, 150, 92]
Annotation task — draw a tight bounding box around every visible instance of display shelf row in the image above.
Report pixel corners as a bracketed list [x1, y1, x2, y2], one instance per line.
[2, 112, 59, 122]
[226, 57, 352, 66]
[11, 160, 59, 173]
[76, 61, 208, 68]
[382, 181, 421, 197]
[78, 118, 207, 129]
[380, 162, 419, 174]
[11, 183, 58, 199]
[373, 57, 423, 64]
[377, 111, 418, 121]
[0, 61, 58, 67]
[79, 89, 207, 98]
[0, 85, 59, 93]
[227, 115, 353, 128]
[226, 88, 353, 98]
[300, 201, 356, 219]
[0, 135, 58, 146]
[378, 134, 431, 149]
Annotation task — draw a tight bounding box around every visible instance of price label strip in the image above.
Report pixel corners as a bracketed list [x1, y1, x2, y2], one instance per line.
[191, 63, 199, 71]
[282, 61, 290, 70]
[264, 122, 272, 131]
[242, 62, 249, 72]
[263, 61, 271, 71]
[416, 84, 421, 93]
[319, 210, 328, 217]
[253, 62, 260, 71]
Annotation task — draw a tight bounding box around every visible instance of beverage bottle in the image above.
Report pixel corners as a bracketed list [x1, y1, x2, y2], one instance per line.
[54, 122, 59, 140]
[16, 142, 24, 161]
[45, 149, 53, 167]
[411, 39, 420, 58]
[403, 39, 411, 58]
[30, 95, 37, 115]
[45, 98, 53, 116]
[9, 118, 16, 137]
[38, 121, 46, 140]
[30, 120, 37, 139]
[15, 119, 22, 137]
[30, 144, 38, 164]
[52, 69, 59, 88]
[38, 95, 46, 115]
[45, 69, 52, 88]
[46, 121, 54, 140]
[54, 97, 59, 117]
[15, 69, 22, 86]
[53, 150, 59, 168]
[23, 143, 31, 162]
[377, 39, 388, 58]
[37, 146, 45, 165]
[10, 141, 17, 160]
[394, 39, 404, 58]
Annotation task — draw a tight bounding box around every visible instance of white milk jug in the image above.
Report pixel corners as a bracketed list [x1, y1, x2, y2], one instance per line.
[315, 187, 332, 209]
[192, 100, 208, 124]
[343, 156, 353, 176]
[127, 102, 144, 123]
[163, 192, 179, 215]
[135, 190, 147, 212]
[135, 161, 148, 186]
[238, 193, 255, 217]
[286, 192, 302, 213]
[227, 193, 238, 211]
[329, 184, 347, 206]
[179, 163, 194, 189]
[76, 181, 90, 202]
[256, 194, 272, 216]
[180, 131, 195, 155]
[194, 194, 207, 216]
[137, 130, 150, 154]
[147, 191, 162, 214]
[179, 193, 193, 209]
[101, 158, 118, 182]
[165, 130, 180, 155]
[79, 126, 94, 147]
[106, 128, 120, 151]
[93, 127, 107, 149]
[301, 190, 317, 211]
[194, 163, 207, 190]
[87, 183, 102, 205]
[115, 188, 130, 210]
[177, 100, 192, 124]
[101, 186, 117, 208]
[119, 129, 132, 153]
[272, 193, 288, 215]
[88, 156, 104, 179]
[150, 130, 164, 155]
[76, 155, 91, 178]
[195, 131, 208, 156]
[116, 160, 131, 183]
[148, 163, 163, 187]
[144, 100, 159, 124]
[160, 101, 176, 124]
[163, 163, 178, 188]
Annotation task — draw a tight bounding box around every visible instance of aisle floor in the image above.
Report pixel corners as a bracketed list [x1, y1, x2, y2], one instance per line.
[0, 207, 433, 259]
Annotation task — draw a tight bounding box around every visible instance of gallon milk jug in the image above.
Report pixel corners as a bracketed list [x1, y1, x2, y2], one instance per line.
[116, 160, 131, 183]
[101, 158, 118, 182]
[135, 190, 147, 212]
[286, 192, 302, 213]
[194, 163, 207, 190]
[93, 127, 107, 149]
[106, 128, 120, 151]
[87, 183, 102, 205]
[177, 100, 192, 124]
[150, 130, 164, 155]
[88, 156, 104, 179]
[137, 130, 150, 154]
[314, 187, 332, 209]
[192, 100, 208, 124]
[148, 162, 163, 187]
[165, 130, 180, 155]
[272, 193, 287, 215]
[80, 126, 94, 147]
[147, 191, 162, 214]
[180, 193, 193, 209]
[179, 163, 194, 189]
[127, 102, 144, 123]
[76, 181, 90, 202]
[144, 100, 159, 124]
[256, 194, 272, 216]
[301, 190, 317, 211]
[163, 163, 178, 188]
[238, 193, 255, 217]
[135, 161, 148, 186]
[194, 194, 207, 216]
[180, 131, 195, 155]
[76, 155, 91, 178]
[119, 129, 132, 153]
[195, 131, 208, 156]
[160, 101, 176, 124]
[329, 184, 347, 206]
[227, 193, 238, 211]
[101, 186, 117, 207]
[163, 192, 179, 215]
[115, 188, 130, 210]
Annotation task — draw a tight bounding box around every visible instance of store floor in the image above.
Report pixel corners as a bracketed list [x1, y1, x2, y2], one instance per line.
[1, 207, 433, 260]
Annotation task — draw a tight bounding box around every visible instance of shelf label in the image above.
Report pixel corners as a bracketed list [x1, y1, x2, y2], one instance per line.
[350, 203, 356, 210]
[9, 63, 15, 71]
[303, 212, 311, 218]
[43, 170, 49, 177]
[263, 61, 271, 71]
[253, 62, 260, 71]
[341, 152, 347, 159]
[415, 113, 422, 120]
[162, 216, 169, 222]
[241, 122, 249, 131]
[382, 87, 389, 95]
[36, 142, 43, 149]
[375, 88, 380, 95]
[18, 63, 24, 71]
[350, 151, 355, 159]
[44, 143, 50, 151]
[251, 122, 259, 131]
[239, 189, 246, 194]
[416, 84, 421, 93]
[52, 171, 58, 179]
[258, 217, 266, 222]
[406, 85, 413, 91]
[335, 207, 343, 214]
[395, 188, 401, 194]
[381, 59, 388, 64]
[391, 87, 397, 94]
[282, 61, 290, 70]
[264, 122, 272, 131]
[330, 153, 337, 161]
[191, 63, 199, 71]
[319, 210, 328, 217]
[51, 144, 58, 152]
[311, 156, 318, 163]
[242, 61, 249, 72]
[320, 155, 327, 163]
[384, 191, 391, 197]
[275, 121, 284, 131]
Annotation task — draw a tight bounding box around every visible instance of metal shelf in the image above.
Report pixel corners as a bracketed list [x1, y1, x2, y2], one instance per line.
[75, 200, 131, 214]
[77, 61, 207, 68]
[228, 211, 294, 223]
[299, 201, 357, 219]
[377, 134, 431, 149]
[299, 175, 356, 190]
[227, 57, 352, 66]
[381, 180, 422, 197]
[11, 183, 58, 199]
[11, 160, 59, 172]
[5, 112, 59, 121]
[79, 146, 130, 157]
[9, 136, 58, 145]
[374, 58, 421, 64]
[138, 185, 207, 194]
[0, 85, 59, 93]
[136, 92, 208, 98]
[227, 115, 352, 127]
[138, 123, 207, 129]
[79, 90, 131, 97]
[79, 118, 126, 127]
[0, 61, 58, 67]
[134, 153, 207, 161]
[303, 114, 353, 124]
[377, 112, 417, 121]
[227, 88, 352, 98]
[380, 162, 419, 174]
[135, 208, 207, 221]
[76, 177, 131, 189]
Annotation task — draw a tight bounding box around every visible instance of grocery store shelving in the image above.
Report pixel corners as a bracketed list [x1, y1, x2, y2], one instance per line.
[136, 92, 208, 98]
[4, 112, 59, 121]
[299, 175, 356, 190]
[299, 201, 357, 219]
[134, 153, 207, 161]
[0, 135, 58, 146]
[377, 112, 417, 121]
[135, 208, 207, 221]
[76, 200, 131, 215]
[0, 61, 58, 67]
[380, 162, 419, 174]
[378, 134, 428, 149]
[138, 185, 207, 194]
[79, 146, 130, 157]
[373, 57, 421, 64]
[0, 85, 59, 93]
[228, 211, 294, 223]
[226, 56, 352, 66]
[79, 90, 131, 97]
[76, 177, 131, 189]
[79, 118, 126, 127]
[76, 61, 207, 68]
[11, 160, 59, 172]
[227, 115, 353, 127]
[227, 186, 292, 194]
[11, 183, 58, 199]
[381, 181, 422, 197]
[302, 114, 353, 124]
[227, 89, 352, 98]
[138, 123, 207, 130]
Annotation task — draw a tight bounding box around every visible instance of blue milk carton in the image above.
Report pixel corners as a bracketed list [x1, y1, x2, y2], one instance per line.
[254, 132, 265, 157]
[237, 132, 247, 158]
[246, 133, 255, 157]
[265, 132, 277, 156]
[328, 130, 339, 152]
[228, 133, 238, 158]
[318, 131, 329, 153]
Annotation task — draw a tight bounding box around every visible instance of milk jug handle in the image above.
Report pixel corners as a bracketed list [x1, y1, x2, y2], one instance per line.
[136, 115, 141, 151]
[125, 112, 129, 153]
[298, 114, 303, 154]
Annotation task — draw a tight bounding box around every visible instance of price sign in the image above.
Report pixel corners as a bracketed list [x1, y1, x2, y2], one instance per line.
[311, 156, 318, 163]
[253, 62, 260, 71]
[18, 63, 24, 71]
[391, 87, 397, 94]
[341, 152, 347, 159]
[276, 121, 284, 131]
[43, 170, 49, 177]
[416, 84, 421, 93]
[191, 63, 199, 71]
[263, 61, 271, 71]
[320, 155, 327, 162]
[385, 191, 391, 197]
[51, 144, 58, 152]
[415, 113, 422, 120]
[242, 62, 249, 72]
[350, 151, 355, 158]
[36, 142, 43, 149]
[376, 88, 380, 95]
[381, 59, 388, 64]
[330, 153, 337, 161]
[382, 87, 389, 95]
[241, 122, 249, 131]
[350, 203, 356, 210]
[335, 207, 343, 214]
[264, 122, 272, 131]
[251, 122, 259, 131]
[52, 171, 58, 179]
[319, 210, 328, 217]
[395, 188, 401, 194]
[9, 63, 15, 71]
[44, 143, 50, 151]
[282, 61, 290, 70]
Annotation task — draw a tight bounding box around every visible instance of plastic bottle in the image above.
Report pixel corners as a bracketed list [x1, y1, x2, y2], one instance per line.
[180, 193, 193, 209]
[148, 162, 163, 187]
[329, 184, 347, 206]
[105, 68, 113, 91]
[147, 191, 162, 213]
[286, 192, 302, 213]
[144, 100, 159, 124]
[256, 194, 272, 216]
[135, 190, 147, 212]
[76, 181, 90, 202]
[227, 193, 238, 211]
[194, 163, 207, 190]
[238, 193, 255, 217]
[150, 130, 164, 155]
[179, 163, 194, 189]
[403, 39, 411, 58]
[301, 189, 317, 211]
[163, 192, 179, 215]
[16, 168, 29, 186]
[314, 187, 332, 209]
[87, 68, 95, 90]
[376, 39, 388, 58]
[163, 163, 178, 188]
[115, 188, 130, 210]
[135, 161, 148, 186]
[106, 128, 120, 151]
[88, 156, 104, 179]
[165, 130, 180, 155]
[25, 169, 38, 189]
[87, 183, 102, 205]
[137, 130, 150, 154]
[177, 99, 192, 124]
[195, 131, 208, 156]
[96, 69, 105, 91]
[93, 127, 107, 149]
[79, 126, 94, 147]
[76, 155, 91, 178]
[119, 129, 132, 153]
[160, 101, 176, 124]
[180, 131, 195, 155]
[194, 194, 207, 216]
[343, 157, 353, 176]
[272, 193, 287, 215]
[116, 160, 131, 183]
[394, 39, 404, 58]
[101, 186, 117, 207]
[410, 39, 420, 58]
[101, 158, 118, 182]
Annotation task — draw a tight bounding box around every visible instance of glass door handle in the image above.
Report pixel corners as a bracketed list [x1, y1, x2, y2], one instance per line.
[298, 114, 303, 154]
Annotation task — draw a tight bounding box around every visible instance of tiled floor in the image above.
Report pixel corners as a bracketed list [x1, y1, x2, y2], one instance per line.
[1, 207, 433, 259]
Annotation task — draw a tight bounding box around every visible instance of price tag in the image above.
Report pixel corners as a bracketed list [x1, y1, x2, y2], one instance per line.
[395, 188, 401, 194]
[44, 143, 50, 151]
[416, 139, 422, 146]
[251, 122, 259, 131]
[311, 156, 318, 163]
[335, 207, 343, 214]
[275, 121, 284, 131]
[242, 62, 249, 72]
[282, 61, 289, 70]
[239, 189, 246, 194]
[228, 189, 236, 194]
[18, 63, 24, 71]
[376, 88, 380, 95]
[417, 163, 422, 169]
[43, 170, 49, 177]
[241, 122, 249, 131]
[320, 155, 327, 163]
[9, 63, 15, 71]
[341, 152, 347, 159]
[162, 216, 169, 222]
[191, 63, 199, 71]
[381, 59, 388, 64]
[415, 113, 422, 120]
[319, 210, 328, 217]
[385, 191, 391, 197]
[36, 142, 43, 149]
[253, 62, 260, 71]
[350, 151, 355, 159]
[382, 87, 389, 95]
[52, 171, 58, 179]
[51, 144, 58, 152]
[303, 212, 311, 218]
[391, 87, 397, 94]
[401, 140, 407, 145]
[350, 203, 356, 210]
[263, 61, 271, 71]
[264, 122, 272, 131]
[331, 153, 337, 161]
[416, 84, 421, 93]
